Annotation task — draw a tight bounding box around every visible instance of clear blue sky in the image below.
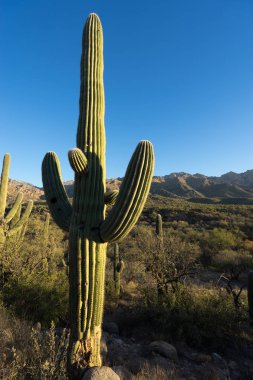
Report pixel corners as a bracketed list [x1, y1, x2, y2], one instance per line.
[1, 0, 252, 186]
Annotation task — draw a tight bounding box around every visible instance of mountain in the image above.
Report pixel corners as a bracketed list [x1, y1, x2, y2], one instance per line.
[4, 169, 253, 205]
[211, 170, 253, 188]
[150, 172, 253, 199]
[6, 179, 44, 203]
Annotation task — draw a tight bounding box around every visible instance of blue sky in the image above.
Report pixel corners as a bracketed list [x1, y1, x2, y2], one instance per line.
[1, 0, 253, 186]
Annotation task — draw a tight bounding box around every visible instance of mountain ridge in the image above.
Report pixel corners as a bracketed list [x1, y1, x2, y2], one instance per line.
[4, 169, 253, 203]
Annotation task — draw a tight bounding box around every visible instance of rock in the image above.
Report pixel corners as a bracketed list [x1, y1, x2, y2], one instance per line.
[103, 321, 119, 335]
[113, 365, 132, 380]
[149, 341, 178, 362]
[191, 353, 212, 363]
[82, 366, 120, 380]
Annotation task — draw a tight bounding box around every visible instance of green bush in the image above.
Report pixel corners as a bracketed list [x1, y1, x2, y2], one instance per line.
[116, 284, 248, 348]
[3, 272, 68, 326]
[212, 249, 253, 280]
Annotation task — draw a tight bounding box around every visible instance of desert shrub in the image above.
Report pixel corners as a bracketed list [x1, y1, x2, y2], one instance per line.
[0, 209, 68, 326]
[137, 227, 201, 296]
[0, 307, 68, 380]
[212, 249, 253, 280]
[116, 284, 248, 348]
[131, 362, 179, 380]
[200, 228, 239, 265]
[3, 272, 68, 325]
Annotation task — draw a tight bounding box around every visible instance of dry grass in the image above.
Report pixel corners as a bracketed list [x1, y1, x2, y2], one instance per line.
[131, 362, 179, 380]
[0, 306, 69, 380]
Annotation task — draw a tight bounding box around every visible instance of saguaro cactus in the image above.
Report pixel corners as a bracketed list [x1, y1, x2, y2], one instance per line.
[113, 243, 124, 296]
[155, 213, 163, 238]
[0, 154, 33, 245]
[42, 13, 154, 376]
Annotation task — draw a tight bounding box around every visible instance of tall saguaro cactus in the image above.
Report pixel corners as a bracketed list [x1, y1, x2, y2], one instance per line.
[0, 154, 33, 245]
[42, 13, 154, 377]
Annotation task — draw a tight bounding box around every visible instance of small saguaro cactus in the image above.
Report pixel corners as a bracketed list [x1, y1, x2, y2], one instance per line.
[155, 213, 163, 238]
[42, 13, 154, 377]
[0, 154, 33, 246]
[113, 243, 124, 296]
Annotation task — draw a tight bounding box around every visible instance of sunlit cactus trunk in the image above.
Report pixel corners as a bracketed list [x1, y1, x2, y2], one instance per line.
[42, 13, 154, 378]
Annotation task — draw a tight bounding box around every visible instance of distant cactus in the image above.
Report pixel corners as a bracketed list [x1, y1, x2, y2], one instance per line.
[155, 213, 165, 298]
[248, 271, 253, 321]
[156, 213, 163, 238]
[0, 154, 33, 245]
[42, 13, 154, 375]
[113, 243, 124, 296]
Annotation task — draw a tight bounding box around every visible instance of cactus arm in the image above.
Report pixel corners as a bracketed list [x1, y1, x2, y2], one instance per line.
[0, 154, 11, 220]
[5, 193, 23, 223]
[8, 200, 33, 236]
[42, 151, 72, 231]
[10, 203, 21, 228]
[68, 148, 88, 175]
[104, 190, 118, 206]
[99, 140, 154, 242]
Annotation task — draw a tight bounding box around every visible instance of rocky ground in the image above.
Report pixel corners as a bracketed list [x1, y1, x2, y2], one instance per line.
[100, 318, 253, 379]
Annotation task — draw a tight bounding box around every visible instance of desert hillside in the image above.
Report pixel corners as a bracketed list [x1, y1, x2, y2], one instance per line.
[7, 169, 253, 204]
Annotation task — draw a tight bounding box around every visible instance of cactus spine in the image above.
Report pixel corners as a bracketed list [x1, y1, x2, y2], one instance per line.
[113, 243, 124, 296]
[0, 154, 33, 245]
[42, 13, 154, 376]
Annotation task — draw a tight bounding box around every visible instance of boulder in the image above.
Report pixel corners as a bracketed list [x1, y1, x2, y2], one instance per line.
[113, 365, 132, 380]
[149, 341, 178, 362]
[82, 366, 120, 380]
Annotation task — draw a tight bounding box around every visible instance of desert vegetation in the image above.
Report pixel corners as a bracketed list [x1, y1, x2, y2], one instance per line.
[1, 8, 253, 380]
[1, 193, 253, 378]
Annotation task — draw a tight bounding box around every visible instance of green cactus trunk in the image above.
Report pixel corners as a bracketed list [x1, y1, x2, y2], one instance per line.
[68, 14, 106, 370]
[42, 13, 154, 378]
[156, 213, 163, 238]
